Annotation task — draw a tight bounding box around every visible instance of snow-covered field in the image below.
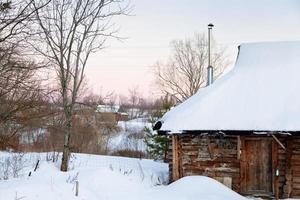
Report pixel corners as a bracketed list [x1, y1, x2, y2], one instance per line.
[109, 118, 152, 153]
[0, 152, 250, 200]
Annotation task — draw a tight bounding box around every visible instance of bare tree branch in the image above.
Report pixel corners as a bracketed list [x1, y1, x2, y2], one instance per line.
[0, 0, 51, 44]
[154, 33, 231, 103]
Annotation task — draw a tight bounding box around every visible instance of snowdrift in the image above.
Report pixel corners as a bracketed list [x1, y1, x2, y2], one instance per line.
[146, 176, 246, 200]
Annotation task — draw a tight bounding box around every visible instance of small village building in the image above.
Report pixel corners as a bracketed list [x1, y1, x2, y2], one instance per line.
[96, 105, 129, 123]
[156, 41, 300, 198]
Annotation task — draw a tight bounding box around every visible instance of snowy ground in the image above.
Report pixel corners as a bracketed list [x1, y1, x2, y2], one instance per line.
[0, 152, 251, 200]
[109, 118, 152, 153]
[0, 152, 167, 200]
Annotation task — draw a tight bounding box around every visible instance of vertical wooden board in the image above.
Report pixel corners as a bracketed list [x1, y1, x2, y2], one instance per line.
[237, 136, 241, 160]
[172, 135, 180, 181]
[240, 136, 246, 193]
[178, 136, 183, 178]
[242, 138, 273, 194]
[168, 138, 173, 183]
[284, 138, 292, 198]
[272, 138, 279, 197]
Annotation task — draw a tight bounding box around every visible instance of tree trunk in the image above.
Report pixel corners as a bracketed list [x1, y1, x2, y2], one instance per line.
[61, 106, 72, 171]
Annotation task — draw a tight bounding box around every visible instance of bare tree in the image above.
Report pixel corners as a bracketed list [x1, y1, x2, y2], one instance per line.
[118, 87, 147, 119]
[154, 33, 230, 103]
[0, 0, 53, 151]
[32, 0, 129, 171]
[128, 86, 142, 119]
[0, 0, 50, 43]
[0, 45, 48, 150]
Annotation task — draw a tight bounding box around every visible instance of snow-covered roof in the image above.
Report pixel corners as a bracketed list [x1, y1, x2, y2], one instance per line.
[160, 41, 300, 133]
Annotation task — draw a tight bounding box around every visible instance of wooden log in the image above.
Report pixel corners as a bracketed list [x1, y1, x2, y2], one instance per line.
[292, 177, 300, 184]
[292, 183, 300, 190]
[172, 135, 180, 181]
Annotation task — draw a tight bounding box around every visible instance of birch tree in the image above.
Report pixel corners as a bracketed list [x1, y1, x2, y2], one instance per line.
[33, 0, 129, 171]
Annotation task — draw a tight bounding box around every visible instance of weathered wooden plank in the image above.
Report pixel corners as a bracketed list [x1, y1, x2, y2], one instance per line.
[279, 154, 287, 160]
[237, 136, 241, 160]
[292, 177, 300, 184]
[290, 156, 300, 160]
[291, 189, 300, 197]
[284, 139, 292, 198]
[273, 139, 279, 199]
[292, 183, 300, 190]
[240, 136, 246, 193]
[172, 135, 180, 181]
[292, 171, 300, 177]
[192, 157, 240, 164]
[291, 167, 300, 172]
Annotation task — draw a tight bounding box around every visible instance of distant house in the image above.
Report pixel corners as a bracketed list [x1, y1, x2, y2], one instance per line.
[97, 105, 120, 113]
[96, 104, 128, 123]
[155, 41, 300, 198]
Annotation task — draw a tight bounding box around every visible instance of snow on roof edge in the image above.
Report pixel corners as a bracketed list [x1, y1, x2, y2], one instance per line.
[159, 41, 300, 133]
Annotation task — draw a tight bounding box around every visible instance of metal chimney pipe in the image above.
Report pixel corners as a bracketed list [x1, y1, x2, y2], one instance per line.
[207, 23, 214, 86]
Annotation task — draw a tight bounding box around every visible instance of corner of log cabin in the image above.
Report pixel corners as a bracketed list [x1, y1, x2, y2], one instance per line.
[167, 133, 300, 198]
[171, 134, 181, 181]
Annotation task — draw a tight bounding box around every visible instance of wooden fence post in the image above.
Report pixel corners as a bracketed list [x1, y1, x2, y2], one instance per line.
[75, 181, 79, 196]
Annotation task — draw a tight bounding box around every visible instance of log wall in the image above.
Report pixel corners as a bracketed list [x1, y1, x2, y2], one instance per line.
[168, 134, 300, 198]
[170, 134, 241, 191]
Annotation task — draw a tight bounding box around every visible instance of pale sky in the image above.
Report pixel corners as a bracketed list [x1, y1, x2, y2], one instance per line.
[85, 0, 300, 97]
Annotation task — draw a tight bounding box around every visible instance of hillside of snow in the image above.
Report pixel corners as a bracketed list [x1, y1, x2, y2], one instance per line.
[0, 152, 249, 200]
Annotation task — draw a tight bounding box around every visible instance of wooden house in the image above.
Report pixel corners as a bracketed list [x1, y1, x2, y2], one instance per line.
[96, 105, 129, 124]
[155, 41, 300, 198]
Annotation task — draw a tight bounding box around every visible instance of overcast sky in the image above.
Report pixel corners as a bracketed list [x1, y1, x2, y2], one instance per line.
[85, 0, 300, 97]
